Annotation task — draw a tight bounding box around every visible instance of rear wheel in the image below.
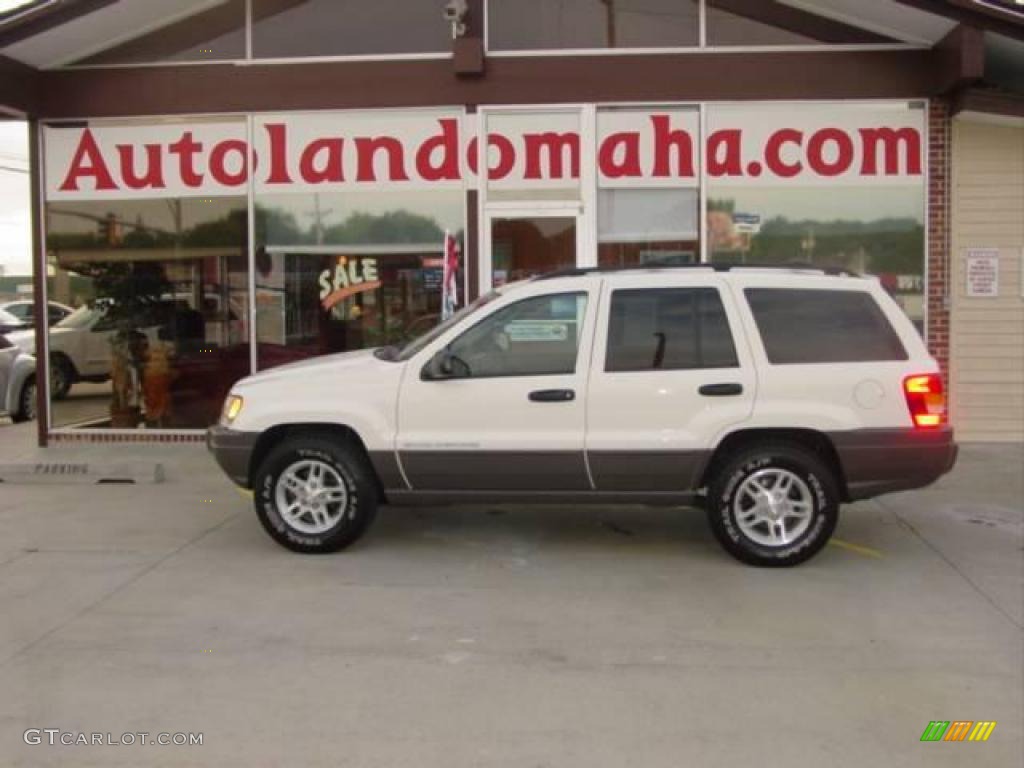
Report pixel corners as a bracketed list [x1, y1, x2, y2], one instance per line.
[12, 376, 36, 422]
[253, 435, 378, 554]
[706, 442, 839, 567]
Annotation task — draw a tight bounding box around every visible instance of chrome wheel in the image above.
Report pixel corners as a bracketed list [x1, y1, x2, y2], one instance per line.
[733, 468, 814, 547]
[274, 459, 350, 535]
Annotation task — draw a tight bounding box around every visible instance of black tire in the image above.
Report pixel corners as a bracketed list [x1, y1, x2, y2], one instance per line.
[12, 376, 36, 423]
[50, 354, 74, 400]
[706, 442, 839, 567]
[253, 435, 378, 554]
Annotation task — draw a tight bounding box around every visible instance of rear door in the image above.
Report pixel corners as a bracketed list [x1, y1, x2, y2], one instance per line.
[584, 274, 756, 491]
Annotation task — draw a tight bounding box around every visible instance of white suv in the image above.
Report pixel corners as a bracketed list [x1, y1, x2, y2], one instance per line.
[208, 266, 956, 566]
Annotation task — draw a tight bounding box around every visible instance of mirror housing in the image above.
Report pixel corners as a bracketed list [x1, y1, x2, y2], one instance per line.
[422, 348, 468, 380]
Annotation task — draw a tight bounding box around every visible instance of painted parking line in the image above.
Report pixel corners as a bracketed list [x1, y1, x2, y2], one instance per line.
[829, 538, 884, 559]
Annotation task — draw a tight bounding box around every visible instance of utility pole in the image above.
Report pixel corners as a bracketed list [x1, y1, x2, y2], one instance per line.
[303, 193, 334, 245]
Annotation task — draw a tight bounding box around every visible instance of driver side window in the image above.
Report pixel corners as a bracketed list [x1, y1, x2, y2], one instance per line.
[446, 292, 588, 378]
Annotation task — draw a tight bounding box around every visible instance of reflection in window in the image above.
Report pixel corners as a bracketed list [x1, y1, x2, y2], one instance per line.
[44, 198, 251, 429]
[598, 188, 699, 268]
[255, 191, 465, 369]
[489, 0, 699, 50]
[705, 1, 894, 46]
[447, 292, 588, 378]
[707, 188, 925, 332]
[491, 217, 576, 286]
[252, 0, 451, 58]
[69, 0, 246, 66]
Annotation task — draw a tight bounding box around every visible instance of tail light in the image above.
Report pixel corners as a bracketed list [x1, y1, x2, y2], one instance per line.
[903, 374, 946, 429]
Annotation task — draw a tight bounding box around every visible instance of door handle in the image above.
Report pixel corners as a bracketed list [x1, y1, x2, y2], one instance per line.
[529, 388, 575, 402]
[698, 383, 743, 397]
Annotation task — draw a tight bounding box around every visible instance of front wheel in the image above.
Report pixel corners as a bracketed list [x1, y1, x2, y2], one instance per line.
[706, 442, 839, 567]
[253, 436, 378, 554]
[12, 376, 36, 422]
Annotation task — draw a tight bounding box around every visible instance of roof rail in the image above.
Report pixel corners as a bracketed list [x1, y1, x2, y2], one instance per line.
[532, 262, 861, 281]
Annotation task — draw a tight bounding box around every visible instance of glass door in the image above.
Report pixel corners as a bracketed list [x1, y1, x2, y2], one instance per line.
[483, 207, 582, 290]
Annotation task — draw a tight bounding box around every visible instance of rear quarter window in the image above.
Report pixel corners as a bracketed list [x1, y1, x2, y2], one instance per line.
[744, 288, 907, 364]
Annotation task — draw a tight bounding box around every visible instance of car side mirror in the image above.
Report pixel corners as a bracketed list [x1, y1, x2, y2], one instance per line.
[423, 348, 469, 380]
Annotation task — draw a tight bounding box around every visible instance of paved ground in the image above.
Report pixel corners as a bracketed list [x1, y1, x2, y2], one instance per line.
[0, 418, 1021, 767]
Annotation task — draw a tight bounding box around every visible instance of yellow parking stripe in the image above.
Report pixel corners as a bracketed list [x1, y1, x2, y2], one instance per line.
[828, 538, 883, 559]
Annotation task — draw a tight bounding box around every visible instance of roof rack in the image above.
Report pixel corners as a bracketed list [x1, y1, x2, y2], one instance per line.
[532, 262, 861, 281]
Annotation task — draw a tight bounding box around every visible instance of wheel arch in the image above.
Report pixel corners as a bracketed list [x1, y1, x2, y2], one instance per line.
[699, 427, 850, 502]
[50, 349, 79, 379]
[248, 422, 385, 502]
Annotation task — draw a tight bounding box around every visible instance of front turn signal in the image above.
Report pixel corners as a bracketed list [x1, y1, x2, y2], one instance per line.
[222, 395, 244, 425]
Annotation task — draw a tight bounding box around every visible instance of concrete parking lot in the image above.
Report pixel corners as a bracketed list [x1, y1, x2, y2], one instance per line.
[0, 418, 1021, 767]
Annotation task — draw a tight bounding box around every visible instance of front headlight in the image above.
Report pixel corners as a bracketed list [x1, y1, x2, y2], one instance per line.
[221, 394, 244, 425]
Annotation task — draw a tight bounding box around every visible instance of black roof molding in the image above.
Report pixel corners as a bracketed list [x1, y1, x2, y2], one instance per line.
[0, 0, 116, 49]
[894, 0, 1024, 42]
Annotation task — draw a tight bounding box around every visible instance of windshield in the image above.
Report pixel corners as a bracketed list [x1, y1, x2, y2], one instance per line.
[0, 308, 21, 325]
[392, 291, 500, 362]
[54, 304, 100, 330]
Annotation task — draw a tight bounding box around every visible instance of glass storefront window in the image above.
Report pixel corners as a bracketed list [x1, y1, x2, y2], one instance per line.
[255, 190, 465, 370]
[252, 0, 451, 58]
[488, 0, 699, 51]
[44, 197, 250, 429]
[705, 103, 926, 332]
[598, 188, 698, 267]
[705, 0, 894, 46]
[596, 106, 700, 268]
[482, 110, 583, 201]
[68, 0, 246, 66]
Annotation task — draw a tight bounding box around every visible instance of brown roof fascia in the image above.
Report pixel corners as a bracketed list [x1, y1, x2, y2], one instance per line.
[951, 85, 1024, 117]
[32, 48, 942, 120]
[932, 23, 986, 93]
[0, 53, 38, 116]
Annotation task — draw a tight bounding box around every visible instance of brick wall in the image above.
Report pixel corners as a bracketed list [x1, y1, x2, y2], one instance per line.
[927, 99, 951, 383]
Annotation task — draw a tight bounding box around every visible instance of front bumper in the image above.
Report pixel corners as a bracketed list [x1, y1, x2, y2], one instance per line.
[207, 425, 259, 488]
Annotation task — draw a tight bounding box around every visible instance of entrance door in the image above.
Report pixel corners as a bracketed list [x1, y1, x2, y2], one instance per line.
[482, 207, 582, 291]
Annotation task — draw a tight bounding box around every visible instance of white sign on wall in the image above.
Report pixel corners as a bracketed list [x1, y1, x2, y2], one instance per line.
[43, 105, 926, 200]
[965, 248, 1000, 298]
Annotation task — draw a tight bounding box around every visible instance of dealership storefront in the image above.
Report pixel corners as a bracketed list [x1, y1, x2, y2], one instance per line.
[0, 0, 1020, 442]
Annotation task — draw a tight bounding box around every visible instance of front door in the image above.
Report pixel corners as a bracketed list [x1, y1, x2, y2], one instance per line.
[396, 279, 600, 492]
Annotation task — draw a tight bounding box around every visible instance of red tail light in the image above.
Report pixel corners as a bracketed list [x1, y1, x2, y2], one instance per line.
[903, 374, 946, 429]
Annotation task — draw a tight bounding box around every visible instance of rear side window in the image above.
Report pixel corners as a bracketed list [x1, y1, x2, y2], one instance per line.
[744, 288, 907, 364]
[606, 287, 738, 372]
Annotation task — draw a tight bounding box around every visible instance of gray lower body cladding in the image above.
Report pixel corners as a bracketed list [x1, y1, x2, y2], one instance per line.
[208, 426, 957, 503]
[206, 425, 258, 487]
[828, 427, 957, 501]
